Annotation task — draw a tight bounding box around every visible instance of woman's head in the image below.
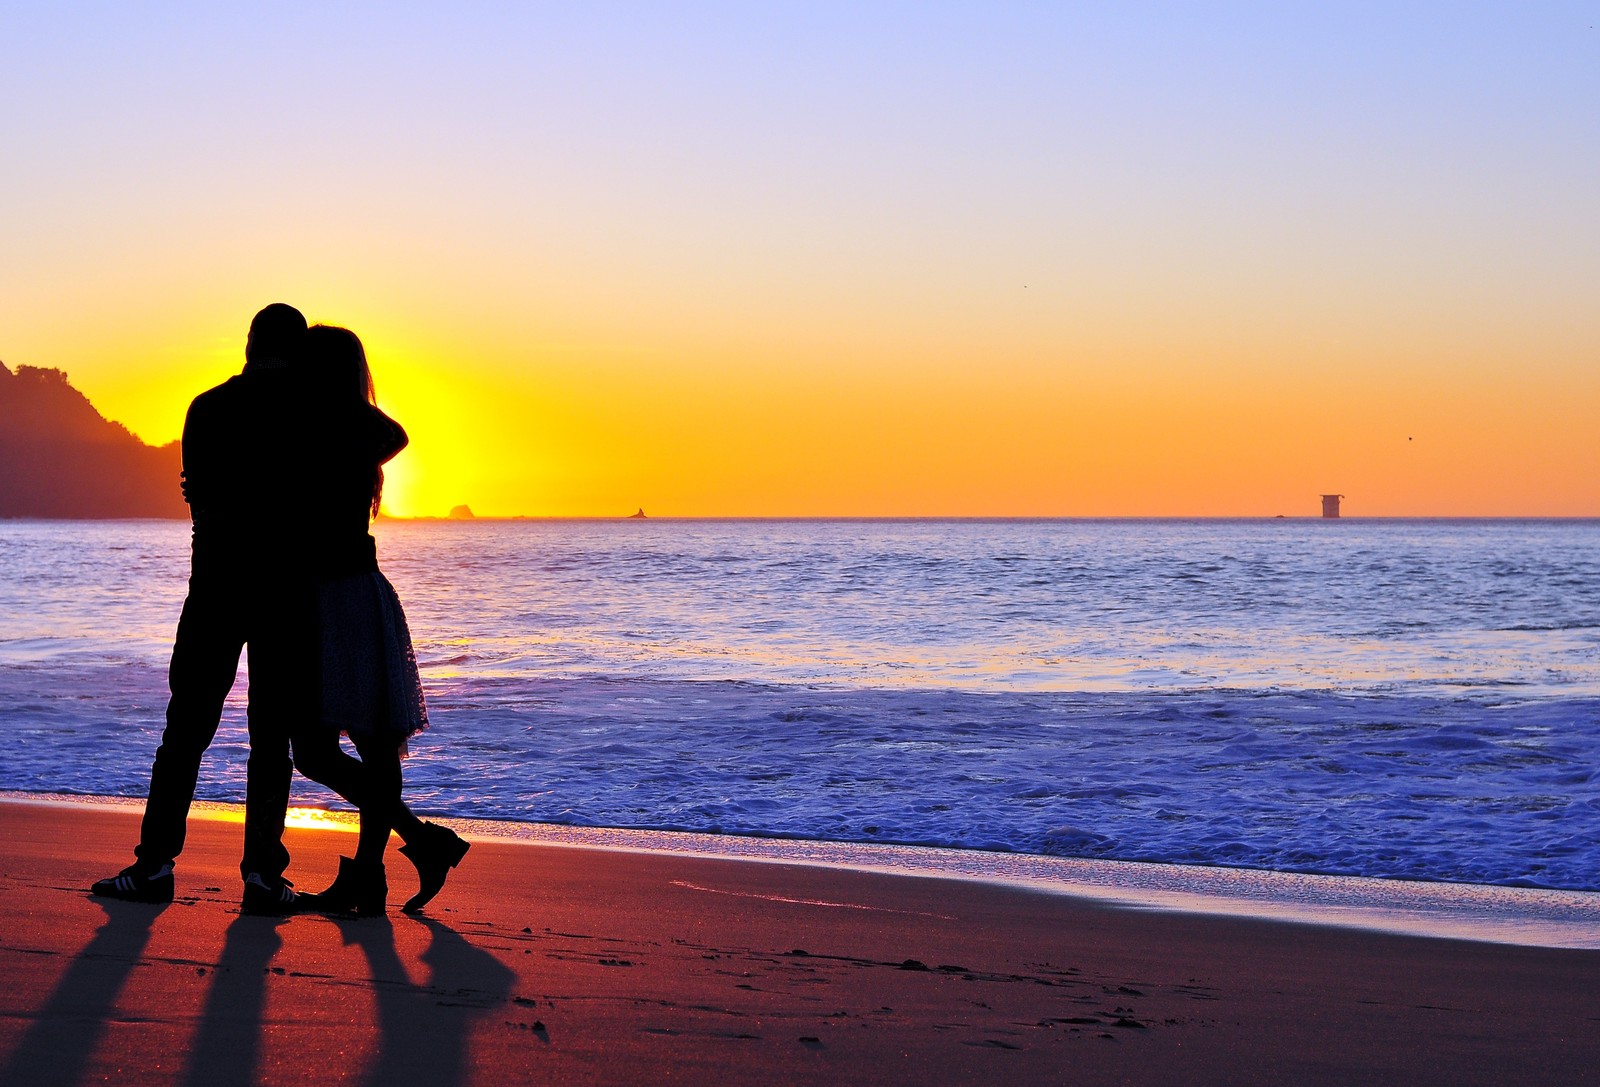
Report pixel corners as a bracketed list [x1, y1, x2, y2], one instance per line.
[306, 324, 376, 405]
[306, 323, 385, 517]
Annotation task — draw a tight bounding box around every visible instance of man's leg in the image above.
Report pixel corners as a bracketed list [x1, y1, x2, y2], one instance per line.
[241, 694, 293, 884]
[135, 584, 244, 869]
[221, 583, 310, 916]
[238, 579, 317, 885]
[95, 583, 243, 901]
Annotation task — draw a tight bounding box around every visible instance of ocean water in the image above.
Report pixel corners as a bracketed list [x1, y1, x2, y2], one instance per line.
[1, 518, 1598, 893]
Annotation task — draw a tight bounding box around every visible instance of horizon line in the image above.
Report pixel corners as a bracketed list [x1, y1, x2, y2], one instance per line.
[373, 513, 1600, 523]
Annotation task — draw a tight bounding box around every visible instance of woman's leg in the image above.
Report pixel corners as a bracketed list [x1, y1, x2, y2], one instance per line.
[348, 733, 423, 864]
[331, 730, 467, 914]
[355, 735, 470, 913]
[351, 735, 424, 842]
[289, 725, 370, 813]
[292, 728, 392, 914]
[294, 724, 425, 847]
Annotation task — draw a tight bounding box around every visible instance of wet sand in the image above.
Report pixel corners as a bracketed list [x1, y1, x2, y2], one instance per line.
[1, 799, 1597, 1086]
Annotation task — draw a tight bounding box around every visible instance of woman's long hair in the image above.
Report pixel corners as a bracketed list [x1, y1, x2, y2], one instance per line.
[306, 324, 384, 518]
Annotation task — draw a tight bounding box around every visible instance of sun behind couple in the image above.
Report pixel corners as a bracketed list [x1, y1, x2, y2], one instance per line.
[91, 303, 468, 916]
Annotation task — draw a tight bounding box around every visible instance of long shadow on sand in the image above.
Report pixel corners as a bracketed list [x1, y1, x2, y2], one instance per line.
[344, 915, 516, 1087]
[0, 899, 169, 1087]
[180, 912, 287, 1087]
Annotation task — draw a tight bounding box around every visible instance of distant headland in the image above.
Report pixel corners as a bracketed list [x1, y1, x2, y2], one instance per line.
[0, 362, 185, 519]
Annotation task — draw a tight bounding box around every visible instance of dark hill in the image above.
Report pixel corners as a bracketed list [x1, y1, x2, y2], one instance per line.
[0, 362, 186, 518]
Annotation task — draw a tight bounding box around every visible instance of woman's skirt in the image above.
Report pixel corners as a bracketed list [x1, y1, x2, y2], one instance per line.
[318, 572, 429, 749]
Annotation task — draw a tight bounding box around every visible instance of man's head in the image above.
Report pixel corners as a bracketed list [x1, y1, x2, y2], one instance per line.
[244, 303, 308, 366]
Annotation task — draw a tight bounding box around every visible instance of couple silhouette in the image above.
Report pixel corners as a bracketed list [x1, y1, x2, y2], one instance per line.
[91, 304, 468, 916]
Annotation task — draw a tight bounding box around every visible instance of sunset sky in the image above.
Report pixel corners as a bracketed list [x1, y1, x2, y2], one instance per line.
[3, 3, 1596, 517]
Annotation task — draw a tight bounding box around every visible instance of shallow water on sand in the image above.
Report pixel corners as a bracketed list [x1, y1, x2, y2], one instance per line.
[13, 793, 1599, 949]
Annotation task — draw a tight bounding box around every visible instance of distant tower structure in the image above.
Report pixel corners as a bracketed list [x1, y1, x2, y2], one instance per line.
[1320, 494, 1344, 519]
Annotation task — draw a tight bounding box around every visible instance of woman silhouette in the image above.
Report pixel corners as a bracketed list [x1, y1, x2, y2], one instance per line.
[290, 324, 468, 915]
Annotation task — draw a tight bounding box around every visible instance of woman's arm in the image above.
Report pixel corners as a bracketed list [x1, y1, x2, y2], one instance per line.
[368, 406, 409, 465]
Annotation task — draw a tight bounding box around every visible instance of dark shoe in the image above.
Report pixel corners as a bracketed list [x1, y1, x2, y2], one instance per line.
[241, 872, 299, 916]
[299, 857, 387, 917]
[90, 861, 174, 904]
[398, 822, 470, 914]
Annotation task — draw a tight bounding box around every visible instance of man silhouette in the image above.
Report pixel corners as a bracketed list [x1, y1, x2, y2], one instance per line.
[92, 303, 320, 913]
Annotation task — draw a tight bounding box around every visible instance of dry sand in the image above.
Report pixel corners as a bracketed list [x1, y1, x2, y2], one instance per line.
[1, 799, 1597, 1086]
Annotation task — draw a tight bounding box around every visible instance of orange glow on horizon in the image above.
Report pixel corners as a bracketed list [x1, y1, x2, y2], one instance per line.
[48, 320, 1600, 521]
[21, 271, 1600, 521]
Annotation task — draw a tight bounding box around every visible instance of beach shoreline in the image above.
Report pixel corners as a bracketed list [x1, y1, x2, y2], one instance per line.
[3, 798, 1598, 1085]
[9, 790, 1598, 950]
